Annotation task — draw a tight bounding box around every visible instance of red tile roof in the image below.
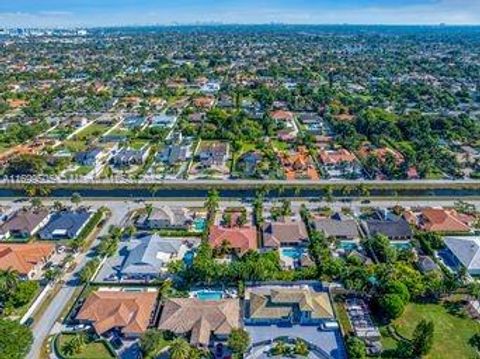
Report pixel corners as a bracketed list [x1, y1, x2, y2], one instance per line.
[76, 290, 157, 336]
[318, 149, 357, 165]
[209, 225, 257, 253]
[270, 110, 294, 121]
[0, 243, 55, 276]
[421, 208, 472, 233]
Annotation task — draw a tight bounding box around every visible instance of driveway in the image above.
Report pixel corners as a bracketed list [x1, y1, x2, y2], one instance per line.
[27, 202, 138, 359]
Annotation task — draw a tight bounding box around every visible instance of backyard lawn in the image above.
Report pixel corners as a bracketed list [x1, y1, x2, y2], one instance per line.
[381, 302, 480, 359]
[75, 123, 110, 140]
[56, 333, 115, 359]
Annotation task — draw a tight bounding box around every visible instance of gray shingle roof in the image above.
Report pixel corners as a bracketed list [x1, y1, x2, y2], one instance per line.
[313, 215, 359, 239]
[39, 210, 92, 240]
[444, 236, 480, 272]
[362, 219, 412, 239]
[121, 234, 184, 276]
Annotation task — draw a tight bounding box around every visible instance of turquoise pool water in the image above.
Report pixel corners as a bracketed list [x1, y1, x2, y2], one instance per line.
[391, 241, 412, 250]
[196, 290, 223, 301]
[280, 247, 305, 260]
[183, 251, 195, 266]
[338, 241, 358, 251]
[193, 218, 206, 232]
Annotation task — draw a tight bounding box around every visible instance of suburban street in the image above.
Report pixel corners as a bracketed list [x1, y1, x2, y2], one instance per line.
[26, 200, 142, 359]
[1, 178, 480, 187]
[4, 195, 477, 359]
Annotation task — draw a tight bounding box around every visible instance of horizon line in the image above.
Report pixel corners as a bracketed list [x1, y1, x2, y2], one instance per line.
[5, 22, 480, 30]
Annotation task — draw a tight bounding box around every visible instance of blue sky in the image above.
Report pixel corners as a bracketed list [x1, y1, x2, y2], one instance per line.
[1, 0, 479, 28]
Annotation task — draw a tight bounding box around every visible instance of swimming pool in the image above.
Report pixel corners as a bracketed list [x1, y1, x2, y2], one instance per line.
[183, 250, 195, 266]
[391, 241, 412, 250]
[280, 247, 306, 260]
[338, 241, 358, 251]
[193, 218, 206, 232]
[195, 290, 223, 301]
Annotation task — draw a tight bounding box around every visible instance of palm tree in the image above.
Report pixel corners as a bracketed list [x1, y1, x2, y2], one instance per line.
[169, 338, 192, 359]
[145, 203, 154, 218]
[38, 186, 52, 197]
[294, 339, 309, 356]
[0, 268, 19, 296]
[149, 185, 159, 198]
[71, 192, 82, 207]
[124, 225, 137, 238]
[53, 200, 64, 211]
[109, 226, 123, 240]
[158, 279, 173, 298]
[23, 184, 37, 197]
[217, 239, 232, 257]
[62, 333, 86, 356]
[271, 341, 289, 356]
[205, 189, 220, 219]
[30, 197, 43, 209]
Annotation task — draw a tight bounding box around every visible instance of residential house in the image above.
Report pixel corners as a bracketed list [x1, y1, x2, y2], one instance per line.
[123, 116, 147, 129]
[0, 243, 55, 279]
[270, 110, 294, 122]
[201, 81, 221, 93]
[263, 219, 308, 248]
[443, 236, 480, 275]
[158, 298, 241, 347]
[313, 213, 360, 240]
[244, 285, 334, 325]
[110, 147, 149, 168]
[198, 142, 229, 168]
[194, 96, 216, 109]
[119, 234, 192, 280]
[361, 218, 413, 241]
[74, 148, 103, 167]
[417, 208, 473, 233]
[157, 144, 189, 166]
[150, 114, 177, 129]
[298, 112, 323, 134]
[0, 208, 50, 240]
[136, 206, 192, 230]
[39, 210, 92, 240]
[76, 289, 158, 338]
[279, 147, 319, 180]
[318, 149, 360, 178]
[209, 225, 257, 254]
[358, 145, 405, 166]
[237, 151, 263, 177]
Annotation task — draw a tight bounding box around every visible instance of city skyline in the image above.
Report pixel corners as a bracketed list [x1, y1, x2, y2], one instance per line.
[2, 0, 480, 28]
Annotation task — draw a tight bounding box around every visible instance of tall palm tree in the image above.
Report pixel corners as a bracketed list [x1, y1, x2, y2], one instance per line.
[205, 189, 220, 219]
[169, 338, 192, 359]
[0, 268, 19, 296]
[145, 203, 154, 218]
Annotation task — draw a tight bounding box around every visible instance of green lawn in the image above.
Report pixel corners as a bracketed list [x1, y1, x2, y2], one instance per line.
[75, 166, 94, 176]
[63, 140, 88, 153]
[381, 302, 480, 359]
[130, 139, 149, 150]
[56, 333, 115, 359]
[75, 124, 109, 140]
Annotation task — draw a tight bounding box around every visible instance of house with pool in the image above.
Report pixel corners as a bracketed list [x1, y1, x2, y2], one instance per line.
[95, 234, 199, 282]
[244, 284, 334, 326]
[441, 236, 480, 275]
[244, 283, 347, 359]
[157, 297, 241, 348]
[262, 219, 310, 268]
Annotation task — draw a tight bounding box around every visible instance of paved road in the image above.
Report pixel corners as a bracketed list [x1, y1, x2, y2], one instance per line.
[1, 178, 480, 186]
[18, 196, 480, 358]
[27, 201, 141, 359]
